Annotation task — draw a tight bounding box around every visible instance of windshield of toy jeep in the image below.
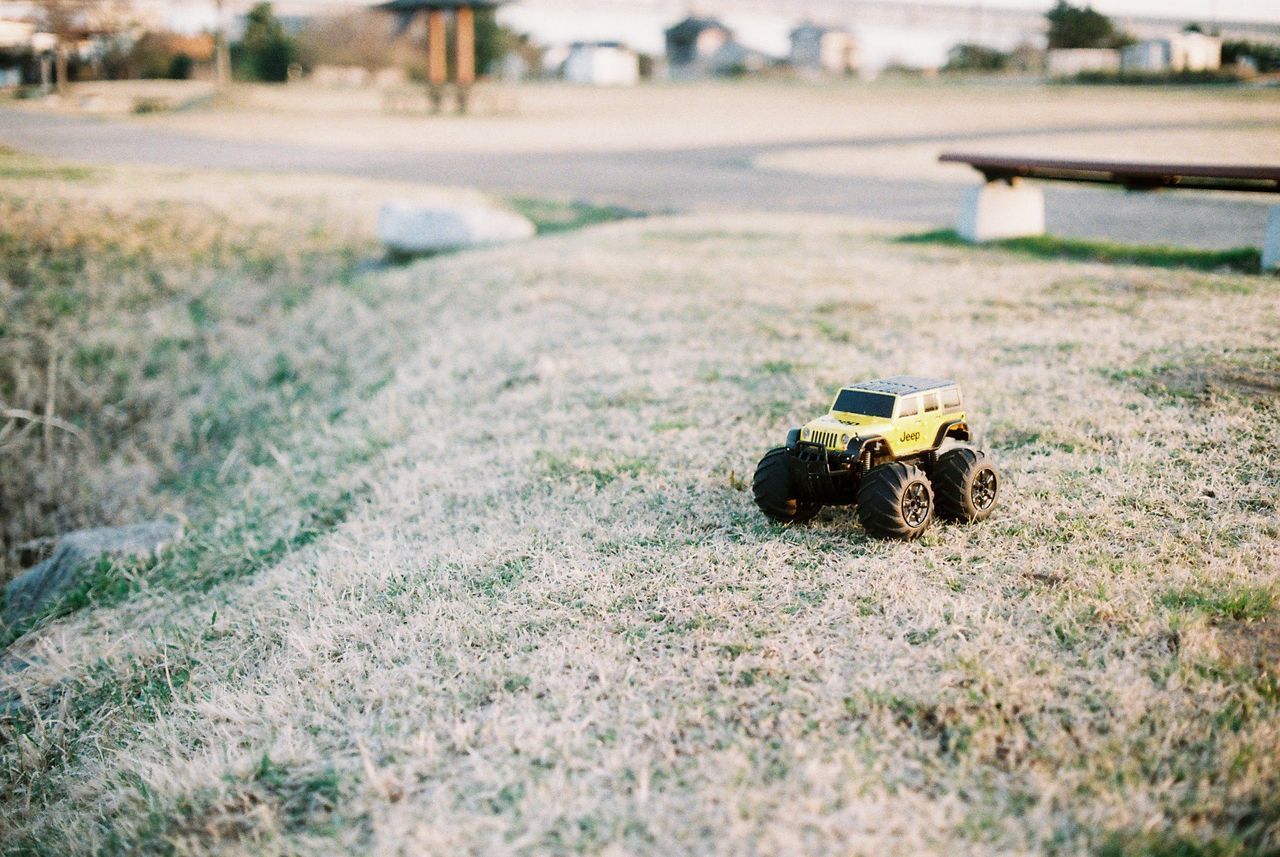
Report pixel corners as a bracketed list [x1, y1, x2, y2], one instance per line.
[832, 389, 895, 418]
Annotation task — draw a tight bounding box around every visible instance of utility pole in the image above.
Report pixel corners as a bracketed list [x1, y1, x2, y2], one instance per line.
[214, 0, 231, 87]
[54, 42, 68, 95]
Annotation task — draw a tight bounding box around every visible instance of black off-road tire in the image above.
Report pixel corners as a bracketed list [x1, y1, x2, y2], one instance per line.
[934, 448, 1000, 522]
[856, 462, 934, 540]
[752, 447, 821, 525]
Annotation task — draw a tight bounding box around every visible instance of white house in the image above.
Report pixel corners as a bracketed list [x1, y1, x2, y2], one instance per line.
[562, 40, 639, 85]
[1121, 31, 1222, 73]
[0, 17, 34, 49]
[789, 23, 857, 76]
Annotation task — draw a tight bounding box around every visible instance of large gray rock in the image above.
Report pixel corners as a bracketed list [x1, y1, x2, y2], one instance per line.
[3, 521, 181, 628]
[377, 200, 535, 255]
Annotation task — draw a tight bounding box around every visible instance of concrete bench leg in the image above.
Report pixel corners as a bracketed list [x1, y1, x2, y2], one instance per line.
[957, 179, 1045, 243]
[1264, 206, 1280, 273]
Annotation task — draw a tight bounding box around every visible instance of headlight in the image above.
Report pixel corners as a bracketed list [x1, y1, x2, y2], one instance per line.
[801, 428, 810, 439]
[840, 433, 850, 445]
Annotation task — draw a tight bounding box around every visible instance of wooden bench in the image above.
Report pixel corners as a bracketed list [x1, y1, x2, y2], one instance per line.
[938, 152, 1280, 270]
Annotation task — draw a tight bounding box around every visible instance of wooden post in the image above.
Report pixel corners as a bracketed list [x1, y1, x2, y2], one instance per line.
[455, 5, 475, 113]
[426, 7, 447, 112]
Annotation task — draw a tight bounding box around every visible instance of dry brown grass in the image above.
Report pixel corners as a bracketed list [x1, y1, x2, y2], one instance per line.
[2, 177, 1278, 855]
[0, 149, 485, 583]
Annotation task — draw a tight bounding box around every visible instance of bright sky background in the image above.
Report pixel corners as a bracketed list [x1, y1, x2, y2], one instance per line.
[151, 0, 1280, 28]
[911, 0, 1277, 20]
[136, 0, 1280, 50]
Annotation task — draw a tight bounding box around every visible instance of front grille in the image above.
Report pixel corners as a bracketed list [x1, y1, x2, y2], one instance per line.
[811, 429, 841, 449]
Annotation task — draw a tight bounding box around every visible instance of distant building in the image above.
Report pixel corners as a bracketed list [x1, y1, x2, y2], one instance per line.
[0, 17, 55, 87]
[1121, 32, 1222, 73]
[562, 40, 639, 85]
[789, 23, 857, 76]
[1046, 48, 1120, 77]
[664, 16, 767, 78]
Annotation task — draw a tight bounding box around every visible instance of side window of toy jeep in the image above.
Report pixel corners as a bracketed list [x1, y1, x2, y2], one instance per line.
[922, 392, 940, 412]
[898, 396, 918, 418]
[943, 387, 961, 409]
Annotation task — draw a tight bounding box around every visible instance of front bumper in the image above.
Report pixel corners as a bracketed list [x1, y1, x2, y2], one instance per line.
[786, 442, 860, 505]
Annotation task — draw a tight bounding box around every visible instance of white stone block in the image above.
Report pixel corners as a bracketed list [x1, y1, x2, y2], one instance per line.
[1263, 206, 1280, 272]
[956, 181, 1046, 243]
[378, 201, 535, 255]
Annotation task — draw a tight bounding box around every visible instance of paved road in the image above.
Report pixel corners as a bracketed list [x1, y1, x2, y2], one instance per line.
[2, 108, 1274, 249]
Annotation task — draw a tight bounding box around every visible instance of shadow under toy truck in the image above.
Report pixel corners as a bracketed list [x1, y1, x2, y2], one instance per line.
[752, 376, 1000, 540]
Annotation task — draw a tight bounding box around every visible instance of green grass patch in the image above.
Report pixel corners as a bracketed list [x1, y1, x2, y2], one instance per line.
[1069, 68, 1246, 86]
[2, 652, 196, 802]
[2, 476, 377, 648]
[0, 162, 96, 182]
[1098, 801, 1280, 857]
[507, 196, 644, 235]
[896, 229, 1261, 274]
[0, 145, 96, 182]
[537, 449, 653, 490]
[250, 755, 344, 831]
[1104, 350, 1280, 406]
[1161, 585, 1274, 622]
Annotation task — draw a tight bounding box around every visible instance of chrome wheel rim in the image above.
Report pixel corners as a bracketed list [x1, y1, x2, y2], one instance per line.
[902, 481, 930, 528]
[972, 468, 998, 510]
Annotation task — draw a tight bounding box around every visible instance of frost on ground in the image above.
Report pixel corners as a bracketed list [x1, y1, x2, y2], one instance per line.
[2, 211, 1278, 856]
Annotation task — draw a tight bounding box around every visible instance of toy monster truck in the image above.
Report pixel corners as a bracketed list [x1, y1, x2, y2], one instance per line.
[752, 376, 999, 540]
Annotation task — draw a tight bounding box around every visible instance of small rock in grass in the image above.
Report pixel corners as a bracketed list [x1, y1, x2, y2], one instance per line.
[377, 200, 535, 255]
[3, 521, 181, 629]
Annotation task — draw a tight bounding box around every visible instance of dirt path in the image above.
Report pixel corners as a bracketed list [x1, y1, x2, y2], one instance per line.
[2, 107, 1274, 249]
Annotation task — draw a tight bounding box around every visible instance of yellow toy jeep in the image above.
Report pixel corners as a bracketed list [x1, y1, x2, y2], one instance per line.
[752, 376, 1000, 539]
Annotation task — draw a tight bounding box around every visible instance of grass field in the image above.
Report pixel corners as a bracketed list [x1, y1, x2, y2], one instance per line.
[2, 147, 1278, 854]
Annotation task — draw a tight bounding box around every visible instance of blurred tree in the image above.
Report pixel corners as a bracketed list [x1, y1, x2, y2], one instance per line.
[1045, 1, 1125, 49]
[234, 2, 295, 82]
[168, 52, 194, 79]
[123, 32, 212, 79]
[296, 12, 399, 72]
[1222, 39, 1280, 72]
[297, 8, 527, 80]
[472, 9, 512, 76]
[944, 43, 1010, 72]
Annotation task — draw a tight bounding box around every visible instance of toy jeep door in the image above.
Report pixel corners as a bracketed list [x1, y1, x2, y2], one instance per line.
[918, 388, 947, 449]
[891, 394, 929, 455]
[937, 385, 964, 440]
